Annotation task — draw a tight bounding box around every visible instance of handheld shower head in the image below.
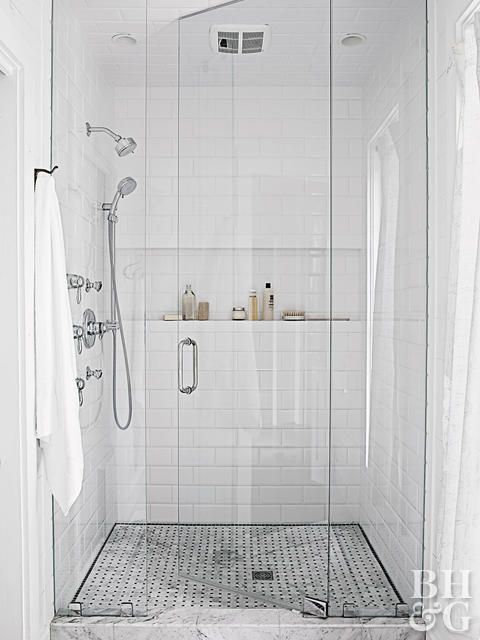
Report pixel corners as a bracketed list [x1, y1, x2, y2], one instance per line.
[117, 176, 137, 197]
[104, 177, 138, 221]
[86, 122, 137, 157]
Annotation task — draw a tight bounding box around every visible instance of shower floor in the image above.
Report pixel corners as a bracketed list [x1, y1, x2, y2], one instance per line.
[72, 523, 404, 617]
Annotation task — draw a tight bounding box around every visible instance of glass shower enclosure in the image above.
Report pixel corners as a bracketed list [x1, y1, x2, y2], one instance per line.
[175, 0, 333, 614]
[52, 0, 427, 619]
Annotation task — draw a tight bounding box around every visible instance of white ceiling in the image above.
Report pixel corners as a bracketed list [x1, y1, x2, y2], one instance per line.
[68, 0, 422, 87]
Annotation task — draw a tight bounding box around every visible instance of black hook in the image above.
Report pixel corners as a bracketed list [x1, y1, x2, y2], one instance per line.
[34, 165, 59, 186]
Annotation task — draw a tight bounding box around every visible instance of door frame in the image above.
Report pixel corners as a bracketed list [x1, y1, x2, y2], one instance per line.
[0, 16, 52, 634]
[0, 41, 29, 639]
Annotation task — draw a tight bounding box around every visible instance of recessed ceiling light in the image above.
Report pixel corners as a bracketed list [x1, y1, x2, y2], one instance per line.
[340, 33, 367, 47]
[111, 33, 137, 47]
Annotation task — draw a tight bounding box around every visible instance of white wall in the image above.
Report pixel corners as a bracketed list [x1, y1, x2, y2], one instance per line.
[0, 1, 52, 638]
[359, 3, 428, 603]
[145, 319, 365, 523]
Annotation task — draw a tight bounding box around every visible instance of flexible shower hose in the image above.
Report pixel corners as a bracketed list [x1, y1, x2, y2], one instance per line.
[108, 220, 133, 430]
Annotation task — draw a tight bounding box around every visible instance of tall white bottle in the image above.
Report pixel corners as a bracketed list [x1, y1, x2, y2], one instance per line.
[263, 282, 273, 320]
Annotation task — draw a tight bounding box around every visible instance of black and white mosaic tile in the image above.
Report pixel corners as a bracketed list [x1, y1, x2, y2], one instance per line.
[72, 524, 404, 617]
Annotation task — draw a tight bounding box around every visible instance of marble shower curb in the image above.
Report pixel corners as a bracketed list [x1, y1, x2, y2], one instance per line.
[50, 609, 426, 640]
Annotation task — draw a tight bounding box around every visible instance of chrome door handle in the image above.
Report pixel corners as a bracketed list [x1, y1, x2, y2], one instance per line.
[178, 337, 198, 394]
[191, 338, 198, 392]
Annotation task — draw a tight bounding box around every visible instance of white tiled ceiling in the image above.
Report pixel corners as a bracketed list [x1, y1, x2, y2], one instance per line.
[69, 0, 221, 85]
[68, 0, 421, 87]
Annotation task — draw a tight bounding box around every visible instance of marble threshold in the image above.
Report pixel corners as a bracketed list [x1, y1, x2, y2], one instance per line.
[50, 609, 425, 640]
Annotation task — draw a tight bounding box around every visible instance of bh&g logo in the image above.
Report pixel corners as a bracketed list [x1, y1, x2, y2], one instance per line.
[410, 570, 471, 632]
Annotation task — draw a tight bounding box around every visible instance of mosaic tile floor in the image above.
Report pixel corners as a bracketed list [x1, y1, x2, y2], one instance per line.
[72, 523, 405, 617]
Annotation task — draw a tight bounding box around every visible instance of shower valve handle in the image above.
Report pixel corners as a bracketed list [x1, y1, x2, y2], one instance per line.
[86, 366, 103, 380]
[87, 321, 103, 336]
[87, 321, 107, 338]
[75, 377, 85, 407]
[87, 320, 118, 340]
[73, 325, 84, 355]
[85, 278, 103, 293]
[67, 273, 85, 304]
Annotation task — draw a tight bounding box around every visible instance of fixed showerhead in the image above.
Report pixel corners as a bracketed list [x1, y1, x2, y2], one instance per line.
[104, 177, 137, 221]
[115, 137, 137, 157]
[117, 176, 137, 197]
[86, 122, 137, 157]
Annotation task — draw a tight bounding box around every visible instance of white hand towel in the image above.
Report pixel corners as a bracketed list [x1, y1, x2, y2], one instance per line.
[35, 173, 83, 515]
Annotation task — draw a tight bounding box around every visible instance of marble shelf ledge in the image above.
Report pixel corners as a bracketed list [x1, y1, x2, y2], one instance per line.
[50, 609, 425, 640]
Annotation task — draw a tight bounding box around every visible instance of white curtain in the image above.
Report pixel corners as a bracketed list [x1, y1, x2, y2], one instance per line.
[437, 17, 480, 636]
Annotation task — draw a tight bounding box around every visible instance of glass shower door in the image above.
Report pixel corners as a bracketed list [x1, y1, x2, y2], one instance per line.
[327, 0, 428, 618]
[177, 0, 332, 614]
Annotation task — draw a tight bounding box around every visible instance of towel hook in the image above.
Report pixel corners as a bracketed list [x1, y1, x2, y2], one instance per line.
[34, 165, 59, 186]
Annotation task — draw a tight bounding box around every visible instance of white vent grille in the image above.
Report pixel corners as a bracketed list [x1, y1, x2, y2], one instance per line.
[218, 31, 239, 54]
[242, 32, 264, 54]
[210, 25, 271, 55]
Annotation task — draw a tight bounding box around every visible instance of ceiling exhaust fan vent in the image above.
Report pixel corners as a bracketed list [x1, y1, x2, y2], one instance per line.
[210, 25, 271, 55]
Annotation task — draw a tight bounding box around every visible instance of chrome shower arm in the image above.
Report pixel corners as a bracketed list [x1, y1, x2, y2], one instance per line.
[86, 122, 121, 142]
[86, 123, 137, 157]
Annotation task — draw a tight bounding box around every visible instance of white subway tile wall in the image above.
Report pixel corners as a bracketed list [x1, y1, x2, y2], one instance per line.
[144, 320, 364, 523]
[359, 7, 427, 603]
[110, 82, 366, 528]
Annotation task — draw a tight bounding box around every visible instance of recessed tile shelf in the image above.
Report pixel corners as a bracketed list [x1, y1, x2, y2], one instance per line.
[156, 319, 351, 323]
[117, 241, 365, 250]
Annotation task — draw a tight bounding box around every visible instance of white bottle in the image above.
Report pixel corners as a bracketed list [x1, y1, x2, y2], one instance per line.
[268, 293, 274, 320]
[263, 283, 273, 320]
[182, 284, 196, 320]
